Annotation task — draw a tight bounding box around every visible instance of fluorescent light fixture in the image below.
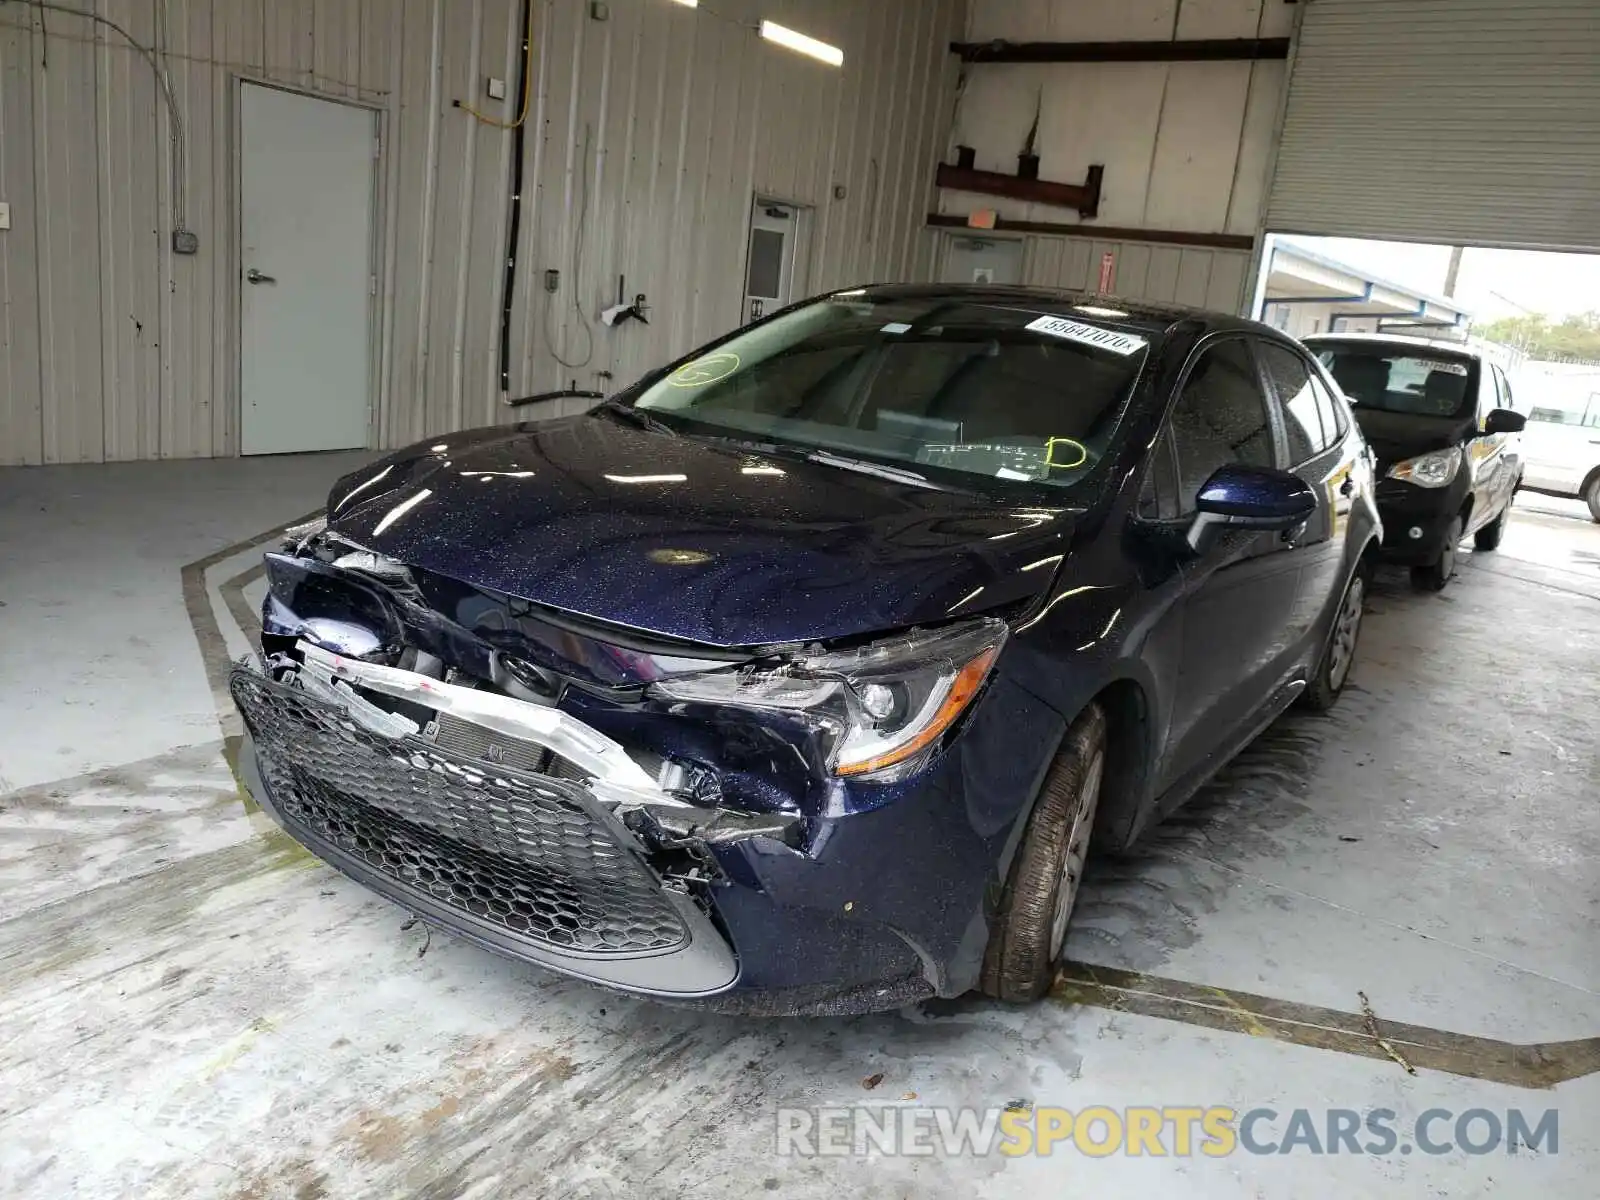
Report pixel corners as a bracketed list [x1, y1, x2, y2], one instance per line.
[1073, 304, 1130, 319]
[760, 20, 843, 66]
[741, 465, 786, 476]
[670, 0, 697, 6]
[605, 473, 689, 484]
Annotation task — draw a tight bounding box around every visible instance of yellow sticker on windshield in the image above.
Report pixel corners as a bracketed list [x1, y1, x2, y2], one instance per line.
[1046, 437, 1088, 470]
[669, 351, 741, 387]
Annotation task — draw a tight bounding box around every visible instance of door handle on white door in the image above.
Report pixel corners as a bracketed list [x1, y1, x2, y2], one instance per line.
[246, 268, 277, 284]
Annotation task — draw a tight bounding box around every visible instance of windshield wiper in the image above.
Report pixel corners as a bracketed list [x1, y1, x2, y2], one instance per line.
[806, 451, 943, 491]
[595, 398, 676, 435]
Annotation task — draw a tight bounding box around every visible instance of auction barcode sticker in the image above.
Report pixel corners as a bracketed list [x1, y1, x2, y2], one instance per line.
[1025, 315, 1148, 356]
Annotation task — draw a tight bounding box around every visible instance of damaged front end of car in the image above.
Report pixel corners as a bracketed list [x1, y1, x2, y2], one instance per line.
[231, 519, 1027, 1013]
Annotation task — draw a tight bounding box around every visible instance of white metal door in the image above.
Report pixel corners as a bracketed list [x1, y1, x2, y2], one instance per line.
[241, 83, 375, 455]
[1268, 0, 1600, 249]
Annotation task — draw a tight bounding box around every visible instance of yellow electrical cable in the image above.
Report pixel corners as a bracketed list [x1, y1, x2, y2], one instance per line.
[455, 1, 535, 128]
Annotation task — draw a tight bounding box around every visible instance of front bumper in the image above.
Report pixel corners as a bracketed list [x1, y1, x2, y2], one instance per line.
[232, 667, 740, 997]
[230, 644, 1062, 1013]
[1373, 480, 1461, 565]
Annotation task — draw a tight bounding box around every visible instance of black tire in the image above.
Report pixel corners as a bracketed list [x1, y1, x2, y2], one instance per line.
[1473, 507, 1507, 551]
[1410, 517, 1462, 592]
[1303, 564, 1368, 712]
[980, 704, 1107, 1003]
[1585, 476, 1600, 524]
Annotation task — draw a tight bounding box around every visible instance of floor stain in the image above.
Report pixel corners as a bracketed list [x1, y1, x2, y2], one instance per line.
[1053, 961, 1600, 1090]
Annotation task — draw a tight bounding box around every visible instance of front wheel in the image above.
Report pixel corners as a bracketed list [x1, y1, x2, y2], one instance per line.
[979, 704, 1106, 1003]
[1474, 507, 1508, 551]
[1303, 565, 1368, 712]
[1411, 517, 1462, 592]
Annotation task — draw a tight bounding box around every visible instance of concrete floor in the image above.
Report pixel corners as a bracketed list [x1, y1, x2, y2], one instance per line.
[2, 458, 1596, 1198]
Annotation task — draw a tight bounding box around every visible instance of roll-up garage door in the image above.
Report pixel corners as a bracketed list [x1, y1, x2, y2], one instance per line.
[1267, 0, 1600, 249]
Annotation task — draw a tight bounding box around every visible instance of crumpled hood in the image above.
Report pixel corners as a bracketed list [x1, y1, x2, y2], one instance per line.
[325, 415, 1075, 647]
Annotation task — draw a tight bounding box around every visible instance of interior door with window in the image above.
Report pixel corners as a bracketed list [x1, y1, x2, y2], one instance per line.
[744, 199, 810, 325]
[240, 83, 376, 455]
[1161, 338, 1308, 790]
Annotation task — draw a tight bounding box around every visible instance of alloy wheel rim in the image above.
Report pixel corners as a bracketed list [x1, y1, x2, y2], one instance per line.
[1049, 749, 1105, 959]
[1327, 576, 1364, 690]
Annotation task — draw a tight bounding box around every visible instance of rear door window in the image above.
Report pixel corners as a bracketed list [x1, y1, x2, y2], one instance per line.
[1309, 374, 1348, 445]
[1257, 342, 1327, 463]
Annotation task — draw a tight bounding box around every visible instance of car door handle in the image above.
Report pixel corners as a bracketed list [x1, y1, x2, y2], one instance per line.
[245, 268, 277, 285]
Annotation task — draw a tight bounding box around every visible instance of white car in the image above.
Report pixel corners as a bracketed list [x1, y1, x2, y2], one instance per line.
[1518, 393, 1600, 522]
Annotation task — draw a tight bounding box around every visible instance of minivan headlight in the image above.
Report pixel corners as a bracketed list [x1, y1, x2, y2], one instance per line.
[650, 619, 1008, 782]
[1386, 448, 1460, 488]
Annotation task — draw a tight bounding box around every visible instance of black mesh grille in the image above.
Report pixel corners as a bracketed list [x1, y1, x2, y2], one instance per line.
[231, 669, 687, 956]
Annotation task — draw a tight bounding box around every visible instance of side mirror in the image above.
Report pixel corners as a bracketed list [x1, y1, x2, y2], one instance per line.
[1483, 408, 1526, 436]
[1187, 464, 1318, 553]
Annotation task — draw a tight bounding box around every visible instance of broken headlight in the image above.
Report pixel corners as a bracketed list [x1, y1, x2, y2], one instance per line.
[650, 619, 1008, 783]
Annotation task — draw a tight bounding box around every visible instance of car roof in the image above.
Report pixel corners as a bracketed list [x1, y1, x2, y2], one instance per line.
[1300, 330, 1484, 360]
[848, 283, 1275, 340]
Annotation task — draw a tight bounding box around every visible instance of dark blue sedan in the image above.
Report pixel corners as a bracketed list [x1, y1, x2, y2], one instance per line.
[231, 286, 1380, 1013]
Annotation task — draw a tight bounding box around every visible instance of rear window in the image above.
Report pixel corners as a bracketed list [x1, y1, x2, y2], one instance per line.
[634, 294, 1152, 490]
[1313, 345, 1478, 419]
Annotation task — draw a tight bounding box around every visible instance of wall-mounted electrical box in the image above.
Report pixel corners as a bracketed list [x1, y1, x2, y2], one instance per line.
[0, 202, 10, 231]
[486, 77, 507, 100]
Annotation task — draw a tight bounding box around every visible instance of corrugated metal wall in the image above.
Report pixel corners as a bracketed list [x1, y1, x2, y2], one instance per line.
[933, 0, 1288, 316]
[1014, 236, 1250, 313]
[0, 0, 965, 465]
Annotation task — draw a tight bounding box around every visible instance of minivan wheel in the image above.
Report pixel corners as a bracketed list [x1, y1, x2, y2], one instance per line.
[1410, 517, 1462, 592]
[1473, 507, 1508, 551]
[1585, 477, 1600, 524]
[1302, 566, 1367, 712]
[979, 704, 1106, 1004]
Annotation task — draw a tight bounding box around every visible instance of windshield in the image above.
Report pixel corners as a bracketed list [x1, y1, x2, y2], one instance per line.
[1313, 345, 1478, 419]
[631, 293, 1152, 489]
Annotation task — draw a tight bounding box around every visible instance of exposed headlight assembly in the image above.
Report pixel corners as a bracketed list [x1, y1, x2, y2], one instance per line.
[1386, 448, 1460, 488]
[280, 514, 328, 551]
[650, 619, 1008, 783]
